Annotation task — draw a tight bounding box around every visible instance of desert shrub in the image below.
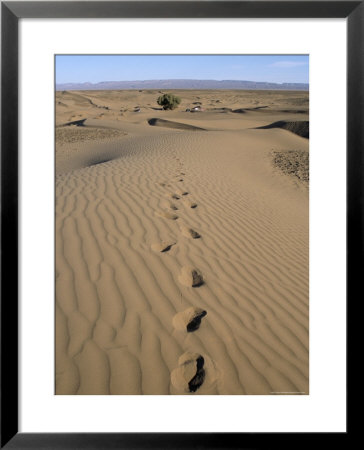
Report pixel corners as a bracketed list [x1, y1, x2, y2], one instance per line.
[157, 93, 181, 110]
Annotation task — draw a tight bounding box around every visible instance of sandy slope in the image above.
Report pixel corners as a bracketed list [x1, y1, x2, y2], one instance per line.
[56, 90, 309, 395]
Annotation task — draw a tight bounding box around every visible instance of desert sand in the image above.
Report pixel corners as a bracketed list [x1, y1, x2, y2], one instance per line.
[55, 89, 309, 395]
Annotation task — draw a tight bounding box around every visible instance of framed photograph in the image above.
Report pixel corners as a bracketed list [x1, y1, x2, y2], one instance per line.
[1, 1, 356, 448]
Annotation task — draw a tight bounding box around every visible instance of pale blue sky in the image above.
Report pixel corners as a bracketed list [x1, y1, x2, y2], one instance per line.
[56, 55, 309, 84]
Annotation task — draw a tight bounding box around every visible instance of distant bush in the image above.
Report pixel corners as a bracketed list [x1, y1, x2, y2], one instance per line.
[157, 93, 181, 110]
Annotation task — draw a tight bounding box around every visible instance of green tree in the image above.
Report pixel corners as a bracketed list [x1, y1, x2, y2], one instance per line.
[157, 93, 181, 110]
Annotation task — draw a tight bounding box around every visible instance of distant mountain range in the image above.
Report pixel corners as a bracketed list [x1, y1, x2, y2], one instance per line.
[56, 79, 309, 91]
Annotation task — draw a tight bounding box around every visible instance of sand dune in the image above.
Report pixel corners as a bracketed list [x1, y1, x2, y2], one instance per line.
[257, 120, 309, 138]
[148, 117, 205, 131]
[56, 89, 309, 395]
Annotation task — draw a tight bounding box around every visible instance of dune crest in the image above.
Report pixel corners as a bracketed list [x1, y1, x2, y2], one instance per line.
[148, 118, 205, 131]
[257, 120, 309, 138]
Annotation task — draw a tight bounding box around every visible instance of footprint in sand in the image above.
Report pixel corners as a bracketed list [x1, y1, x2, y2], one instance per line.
[182, 198, 197, 209]
[171, 353, 205, 393]
[155, 210, 178, 220]
[166, 193, 181, 201]
[173, 307, 207, 332]
[171, 353, 219, 394]
[151, 241, 176, 253]
[162, 199, 178, 211]
[180, 225, 201, 239]
[176, 189, 189, 197]
[178, 266, 204, 287]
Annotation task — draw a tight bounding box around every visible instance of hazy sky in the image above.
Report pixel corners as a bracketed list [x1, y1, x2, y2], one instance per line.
[56, 55, 309, 84]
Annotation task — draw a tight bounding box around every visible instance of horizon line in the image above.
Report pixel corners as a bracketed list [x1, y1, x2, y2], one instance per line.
[57, 78, 309, 85]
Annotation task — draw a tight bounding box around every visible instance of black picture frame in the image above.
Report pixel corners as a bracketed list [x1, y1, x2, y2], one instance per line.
[1, 1, 356, 448]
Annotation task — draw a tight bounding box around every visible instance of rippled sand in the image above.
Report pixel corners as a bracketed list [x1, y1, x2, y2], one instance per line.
[55, 89, 309, 395]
